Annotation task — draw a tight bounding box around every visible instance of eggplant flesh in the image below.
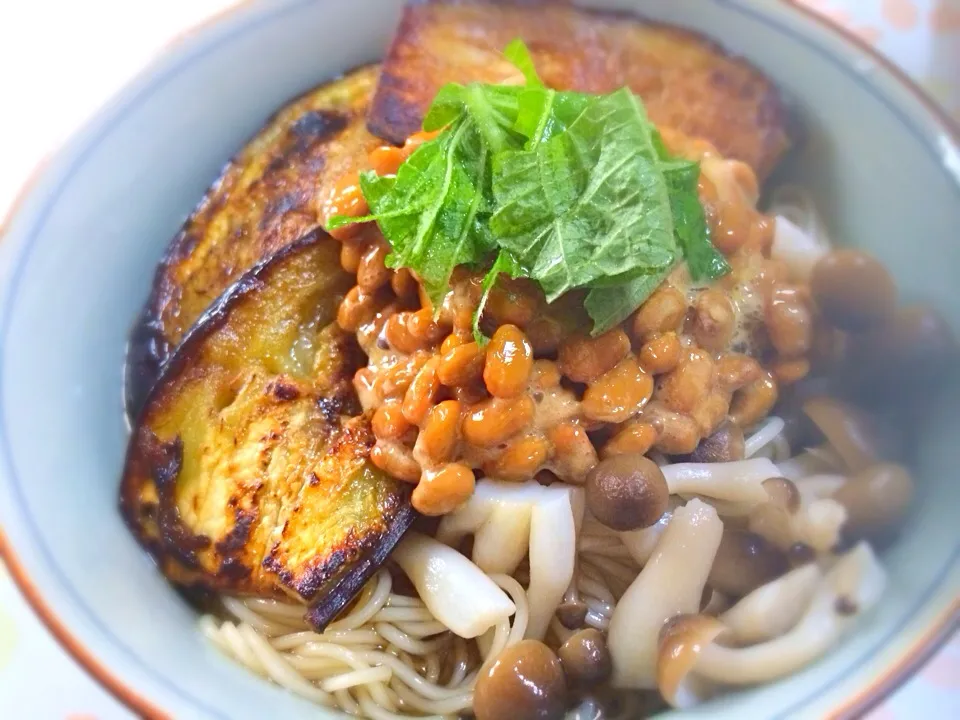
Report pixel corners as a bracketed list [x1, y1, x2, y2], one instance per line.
[126, 65, 382, 417]
[120, 2, 795, 631]
[120, 231, 415, 629]
[368, 1, 788, 178]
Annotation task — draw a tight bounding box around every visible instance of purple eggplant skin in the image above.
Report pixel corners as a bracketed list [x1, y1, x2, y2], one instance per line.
[125, 65, 381, 417]
[120, 229, 415, 631]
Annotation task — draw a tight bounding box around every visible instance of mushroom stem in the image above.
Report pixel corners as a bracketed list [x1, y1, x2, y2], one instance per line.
[619, 506, 674, 566]
[719, 564, 823, 644]
[701, 590, 730, 617]
[608, 499, 723, 689]
[830, 463, 913, 537]
[435, 481, 584, 641]
[474, 504, 531, 574]
[744, 416, 786, 458]
[393, 533, 516, 639]
[748, 483, 847, 554]
[793, 474, 847, 501]
[803, 397, 882, 473]
[689, 497, 756, 517]
[526, 490, 579, 640]
[776, 445, 843, 482]
[661, 458, 779, 505]
[694, 543, 885, 685]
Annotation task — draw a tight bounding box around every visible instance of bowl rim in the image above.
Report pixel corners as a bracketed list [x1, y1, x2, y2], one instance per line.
[0, 1, 958, 718]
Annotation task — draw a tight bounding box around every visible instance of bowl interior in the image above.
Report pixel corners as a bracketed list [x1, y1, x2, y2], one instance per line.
[1, 1, 957, 718]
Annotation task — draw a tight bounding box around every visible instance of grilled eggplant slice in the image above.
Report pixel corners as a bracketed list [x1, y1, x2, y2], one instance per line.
[368, 1, 788, 178]
[121, 230, 415, 628]
[127, 65, 382, 416]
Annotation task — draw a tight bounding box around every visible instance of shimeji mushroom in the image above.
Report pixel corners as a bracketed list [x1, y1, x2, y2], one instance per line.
[689, 420, 746, 463]
[608, 499, 724, 689]
[558, 628, 613, 687]
[653, 458, 845, 556]
[775, 463, 913, 547]
[719, 563, 823, 644]
[802, 396, 885, 473]
[392, 533, 516, 639]
[707, 529, 788, 598]
[661, 458, 780, 505]
[656, 543, 885, 708]
[436, 481, 584, 640]
[473, 640, 568, 720]
[619, 503, 676, 566]
[748, 476, 848, 554]
[585, 454, 669, 531]
[778, 396, 914, 542]
[789, 464, 913, 539]
[609, 459, 781, 552]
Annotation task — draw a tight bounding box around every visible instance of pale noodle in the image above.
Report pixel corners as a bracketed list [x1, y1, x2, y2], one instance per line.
[202, 570, 528, 719]
[202, 413, 891, 717]
[744, 416, 786, 458]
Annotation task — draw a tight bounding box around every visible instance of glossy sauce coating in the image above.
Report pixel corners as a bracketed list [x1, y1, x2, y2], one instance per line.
[473, 640, 568, 720]
[323, 126, 873, 517]
[586, 454, 669, 531]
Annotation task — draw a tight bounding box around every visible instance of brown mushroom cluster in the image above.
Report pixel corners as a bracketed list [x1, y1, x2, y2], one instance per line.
[322, 127, 833, 522]
[129, 2, 959, 716]
[585, 455, 669, 532]
[654, 543, 885, 706]
[474, 631, 617, 720]
[184, 40, 955, 720]
[194, 174, 954, 720]
[473, 640, 569, 720]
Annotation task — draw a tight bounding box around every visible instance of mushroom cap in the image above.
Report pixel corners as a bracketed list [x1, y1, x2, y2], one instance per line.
[803, 396, 881, 473]
[586, 454, 669, 531]
[831, 462, 913, 537]
[656, 614, 727, 707]
[689, 421, 746, 464]
[558, 628, 613, 687]
[556, 600, 589, 631]
[811, 249, 896, 332]
[708, 530, 788, 598]
[762, 477, 801, 513]
[473, 640, 568, 720]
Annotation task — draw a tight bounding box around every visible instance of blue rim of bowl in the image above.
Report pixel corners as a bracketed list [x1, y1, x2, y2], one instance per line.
[0, 1, 958, 718]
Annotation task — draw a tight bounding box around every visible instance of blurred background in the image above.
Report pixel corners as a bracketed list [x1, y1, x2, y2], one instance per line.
[0, 1, 957, 718]
[0, 0, 957, 219]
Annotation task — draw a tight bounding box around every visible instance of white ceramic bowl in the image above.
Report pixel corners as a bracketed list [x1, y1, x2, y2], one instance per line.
[1, 1, 958, 718]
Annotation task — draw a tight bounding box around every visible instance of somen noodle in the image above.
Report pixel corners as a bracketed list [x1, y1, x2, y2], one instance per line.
[116, 9, 951, 716]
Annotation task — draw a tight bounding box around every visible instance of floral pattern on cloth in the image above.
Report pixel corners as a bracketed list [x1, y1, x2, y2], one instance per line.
[801, 0, 960, 119]
[0, 0, 957, 718]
